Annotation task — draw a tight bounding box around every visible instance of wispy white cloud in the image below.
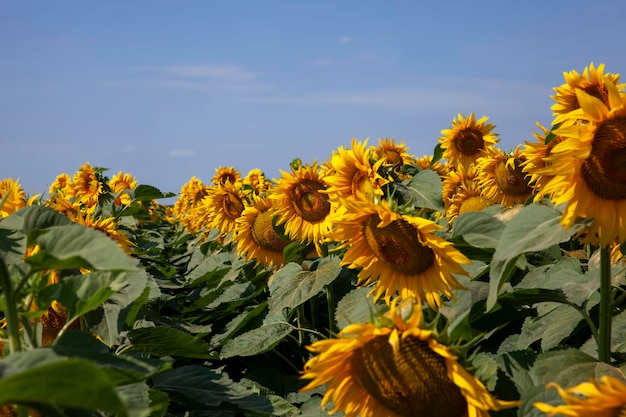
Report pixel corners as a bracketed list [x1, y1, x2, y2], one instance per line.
[310, 57, 334, 66]
[337, 36, 354, 44]
[236, 77, 550, 116]
[169, 149, 196, 157]
[125, 63, 272, 92]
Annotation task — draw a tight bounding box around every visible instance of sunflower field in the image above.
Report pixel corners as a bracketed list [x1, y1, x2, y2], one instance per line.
[2, 62, 626, 417]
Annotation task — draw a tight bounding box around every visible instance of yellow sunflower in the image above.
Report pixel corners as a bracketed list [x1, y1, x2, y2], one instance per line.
[109, 171, 138, 206]
[324, 138, 387, 202]
[371, 137, 415, 172]
[441, 163, 481, 212]
[48, 173, 76, 198]
[301, 298, 519, 417]
[243, 168, 270, 196]
[72, 163, 103, 211]
[447, 185, 496, 225]
[439, 113, 499, 169]
[540, 83, 626, 246]
[171, 176, 212, 231]
[414, 154, 449, 178]
[476, 146, 534, 208]
[551, 62, 625, 121]
[331, 197, 470, 308]
[74, 213, 134, 253]
[193, 182, 245, 236]
[0, 178, 28, 218]
[212, 166, 242, 187]
[234, 195, 292, 268]
[534, 375, 626, 417]
[520, 122, 566, 198]
[270, 161, 334, 248]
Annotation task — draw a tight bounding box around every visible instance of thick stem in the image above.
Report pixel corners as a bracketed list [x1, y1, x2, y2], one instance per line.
[598, 245, 612, 364]
[0, 258, 22, 353]
[325, 285, 338, 336]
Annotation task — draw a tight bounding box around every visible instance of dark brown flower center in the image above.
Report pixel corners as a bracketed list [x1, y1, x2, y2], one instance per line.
[193, 188, 210, 204]
[219, 173, 238, 186]
[350, 334, 467, 417]
[251, 210, 290, 252]
[383, 149, 404, 167]
[290, 180, 331, 222]
[222, 192, 245, 219]
[454, 128, 484, 156]
[362, 214, 435, 275]
[583, 84, 609, 108]
[494, 158, 533, 196]
[581, 116, 626, 200]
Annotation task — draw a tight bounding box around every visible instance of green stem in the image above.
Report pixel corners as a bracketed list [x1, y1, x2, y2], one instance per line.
[0, 257, 22, 353]
[325, 285, 338, 336]
[598, 245, 612, 364]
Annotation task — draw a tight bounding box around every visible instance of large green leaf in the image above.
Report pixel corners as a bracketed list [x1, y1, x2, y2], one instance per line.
[486, 204, 589, 311]
[133, 185, 176, 201]
[220, 321, 293, 359]
[268, 257, 342, 317]
[399, 169, 444, 211]
[451, 211, 504, 249]
[334, 287, 387, 330]
[0, 354, 127, 416]
[26, 224, 139, 272]
[126, 326, 215, 359]
[152, 365, 297, 415]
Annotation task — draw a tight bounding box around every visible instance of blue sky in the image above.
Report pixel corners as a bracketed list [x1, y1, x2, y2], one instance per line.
[2, 0, 626, 200]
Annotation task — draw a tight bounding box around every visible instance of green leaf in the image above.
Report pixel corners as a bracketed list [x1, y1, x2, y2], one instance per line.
[133, 185, 176, 201]
[210, 302, 268, 348]
[517, 304, 583, 351]
[152, 365, 297, 415]
[126, 326, 215, 359]
[334, 287, 387, 330]
[398, 169, 444, 211]
[0, 356, 126, 416]
[451, 211, 504, 249]
[220, 321, 293, 359]
[26, 224, 138, 272]
[268, 257, 342, 317]
[486, 204, 590, 311]
[431, 143, 444, 165]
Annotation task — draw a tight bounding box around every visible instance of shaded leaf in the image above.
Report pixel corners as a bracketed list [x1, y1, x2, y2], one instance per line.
[126, 326, 215, 359]
[220, 322, 293, 359]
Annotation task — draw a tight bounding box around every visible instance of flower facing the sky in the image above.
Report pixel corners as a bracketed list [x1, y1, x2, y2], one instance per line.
[109, 171, 138, 206]
[540, 83, 626, 246]
[234, 195, 291, 268]
[439, 112, 499, 169]
[331, 196, 470, 308]
[534, 375, 626, 417]
[371, 137, 415, 172]
[551, 62, 624, 120]
[270, 161, 334, 249]
[324, 138, 387, 202]
[301, 298, 519, 417]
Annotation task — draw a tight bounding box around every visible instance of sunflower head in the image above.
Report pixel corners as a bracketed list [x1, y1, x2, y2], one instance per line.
[72, 163, 104, 209]
[194, 182, 246, 236]
[270, 161, 334, 247]
[0, 178, 28, 219]
[551, 62, 625, 119]
[109, 171, 138, 206]
[371, 138, 415, 173]
[243, 168, 270, 196]
[477, 146, 534, 207]
[439, 113, 499, 169]
[212, 166, 242, 187]
[301, 297, 519, 417]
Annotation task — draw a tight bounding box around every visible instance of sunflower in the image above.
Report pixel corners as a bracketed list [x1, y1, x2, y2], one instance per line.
[74, 213, 134, 253]
[46, 194, 80, 220]
[414, 154, 449, 178]
[439, 113, 499, 169]
[193, 182, 246, 236]
[476, 146, 534, 208]
[109, 171, 138, 206]
[331, 197, 470, 308]
[48, 173, 76, 198]
[540, 83, 626, 246]
[0, 178, 28, 218]
[72, 163, 103, 211]
[172, 176, 212, 230]
[243, 168, 270, 196]
[371, 137, 415, 172]
[520, 122, 566, 197]
[324, 138, 387, 202]
[270, 161, 334, 248]
[234, 195, 291, 268]
[441, 163, 481, 212]
[534, 375, 626, 417]
[447, 185, 496, 225]
[301, 298, 519, 417]
[212, 166, 242, 187]
[551, 62, 625, 120]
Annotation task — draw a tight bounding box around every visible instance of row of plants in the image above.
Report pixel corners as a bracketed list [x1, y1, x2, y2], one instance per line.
[1, 62, 626, 416]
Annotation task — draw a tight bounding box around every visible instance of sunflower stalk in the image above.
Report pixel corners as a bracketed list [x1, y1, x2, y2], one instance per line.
[598, 245, 612, 363]
[325, 285, 338, 336]
[0, 257, 22, 353]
